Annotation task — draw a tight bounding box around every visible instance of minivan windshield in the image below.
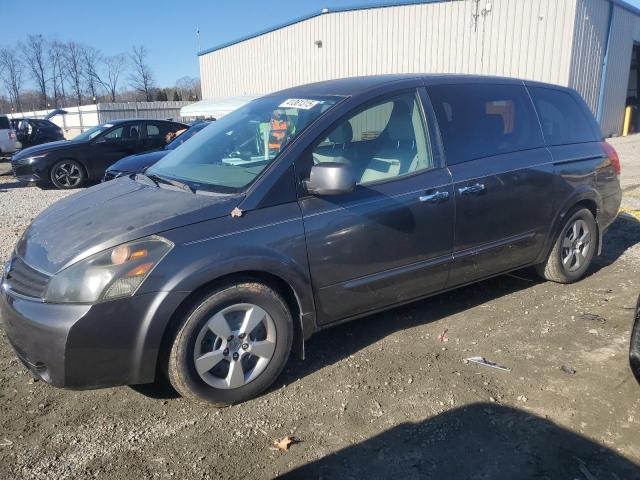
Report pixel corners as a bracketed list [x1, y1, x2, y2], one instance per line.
[148, 94, 341, 193]
[165, 122, 208, 150]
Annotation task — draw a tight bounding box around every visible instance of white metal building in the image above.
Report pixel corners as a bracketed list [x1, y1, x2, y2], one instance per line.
[198, 0, 640, 137]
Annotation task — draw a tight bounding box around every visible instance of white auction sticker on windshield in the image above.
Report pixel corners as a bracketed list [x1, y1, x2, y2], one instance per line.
[279, 98, 322, 110]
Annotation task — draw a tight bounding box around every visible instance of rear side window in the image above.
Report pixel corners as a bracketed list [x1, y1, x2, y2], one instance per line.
[427, 84, 544, 165]
[0, 116, 9, 129]
[529, 87, 597, 146]
[146, 124, 161, 137]
[147, 122, 184, 138]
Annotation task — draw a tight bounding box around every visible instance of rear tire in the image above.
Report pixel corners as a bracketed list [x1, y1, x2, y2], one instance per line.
[536, 207, 596, 283]
[167, 282, 293, 406]
[50, 159, 86, 189]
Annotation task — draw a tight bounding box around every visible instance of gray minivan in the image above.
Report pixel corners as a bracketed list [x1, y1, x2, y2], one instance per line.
[1, 75, 622, 405]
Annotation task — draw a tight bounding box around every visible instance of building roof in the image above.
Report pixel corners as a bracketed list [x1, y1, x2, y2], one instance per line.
[198, 0, 640, 57]
[198, 0, 446, 56]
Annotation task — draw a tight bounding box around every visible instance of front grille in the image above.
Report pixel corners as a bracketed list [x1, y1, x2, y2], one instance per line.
[5, 256, 51, 299]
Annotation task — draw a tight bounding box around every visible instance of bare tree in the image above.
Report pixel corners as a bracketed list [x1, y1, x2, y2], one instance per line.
[0, 47, 24, 111]
[82, 45, 102, 101]
[175, 76, 201, 101]
[129, 45, 154, 101]
[21, 34, 49, 108]
[94, 54, 127, 102]
[64, 41, 85, 106]
[48, 39, 67, 107]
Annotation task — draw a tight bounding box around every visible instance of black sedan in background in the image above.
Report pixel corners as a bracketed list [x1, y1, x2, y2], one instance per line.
[10, 118, 65, 148]
[11, 119, 188, 189]
[103, 121, 210, 181]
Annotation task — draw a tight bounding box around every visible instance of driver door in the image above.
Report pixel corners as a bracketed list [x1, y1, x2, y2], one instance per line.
[91, 122, 142, 176]
[297, 90, 454, 325]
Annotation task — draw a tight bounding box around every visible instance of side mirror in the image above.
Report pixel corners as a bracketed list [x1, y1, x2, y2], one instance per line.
[304, 162, 356, 196]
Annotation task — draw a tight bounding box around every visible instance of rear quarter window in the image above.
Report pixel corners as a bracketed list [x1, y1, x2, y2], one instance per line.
[529, 87, 598, 146]
[427, 84, 544, 165]
[0, 116, 9, 129]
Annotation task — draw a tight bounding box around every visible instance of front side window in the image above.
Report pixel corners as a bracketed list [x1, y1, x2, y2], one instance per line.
[309, 91, 433, 185]
[427, 84, 544, 165]
[103, 124, 140, 141]
[149, 95, 340, 193]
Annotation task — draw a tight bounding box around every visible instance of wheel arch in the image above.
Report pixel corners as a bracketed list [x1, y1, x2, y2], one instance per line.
[154, 269, 311, 383]
[538, 189, 603, 264]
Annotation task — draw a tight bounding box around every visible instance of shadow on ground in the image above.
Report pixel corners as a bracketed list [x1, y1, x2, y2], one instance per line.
[0, 180, 30, 191]
[594, 214, 640, 268]
[279, 403, 639, 479]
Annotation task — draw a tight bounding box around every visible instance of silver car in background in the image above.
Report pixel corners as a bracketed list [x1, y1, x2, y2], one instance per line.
[0, 115, 21, 156]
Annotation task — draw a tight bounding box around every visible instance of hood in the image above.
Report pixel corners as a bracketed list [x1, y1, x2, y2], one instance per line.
[16, 177, 241, 274]
[13, 139, 81, 159]
[108, 150, 169, 174]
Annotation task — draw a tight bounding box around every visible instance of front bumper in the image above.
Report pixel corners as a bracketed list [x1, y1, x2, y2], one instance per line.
[11, 160, 42, 183]
[1, 141, 21, 154]
[1, 286, 188, 389]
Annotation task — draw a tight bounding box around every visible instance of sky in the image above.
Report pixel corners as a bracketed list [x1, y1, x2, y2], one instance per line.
[0, 0, 400, 88]
[2, 0, 640, 88]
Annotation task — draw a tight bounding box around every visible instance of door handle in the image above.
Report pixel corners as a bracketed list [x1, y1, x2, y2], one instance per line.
[458, 183, 485, 195]
[419, 191, 450, 203]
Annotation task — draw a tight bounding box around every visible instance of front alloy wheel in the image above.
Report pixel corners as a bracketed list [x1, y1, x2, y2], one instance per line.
[193, 303, 277, 389]
[50, 160, 85, 189]
[168, 282, 293, 406]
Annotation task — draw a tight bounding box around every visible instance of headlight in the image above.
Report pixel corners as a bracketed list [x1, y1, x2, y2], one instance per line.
[44, 236, 173, 303]
[17, 153, 48, 165]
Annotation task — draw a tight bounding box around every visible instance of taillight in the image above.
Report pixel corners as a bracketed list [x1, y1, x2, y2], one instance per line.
[8, 129, 16, 141]
[602, 141, 621, 176]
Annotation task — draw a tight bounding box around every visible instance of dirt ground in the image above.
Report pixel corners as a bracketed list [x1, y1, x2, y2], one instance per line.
[0, 137, 639, 480]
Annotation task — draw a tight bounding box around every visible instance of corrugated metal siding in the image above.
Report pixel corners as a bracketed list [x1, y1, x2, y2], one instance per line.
[200, 0, 578, 98]
[568, 0, 611, 113]
[96, 101, 191, 123]
[598, 3, 640, 136]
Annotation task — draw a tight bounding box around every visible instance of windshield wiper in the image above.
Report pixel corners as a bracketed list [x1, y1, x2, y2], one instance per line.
[146, 172, 196, 193]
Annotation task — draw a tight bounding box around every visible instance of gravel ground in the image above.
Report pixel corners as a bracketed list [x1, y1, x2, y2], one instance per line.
[0, 138, 639, 479]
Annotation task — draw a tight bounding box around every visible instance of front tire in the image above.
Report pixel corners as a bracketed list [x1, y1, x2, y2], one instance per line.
[50, 159, 86, 189]
[167, 282, 293, 406]
[536, 207, 597, 283]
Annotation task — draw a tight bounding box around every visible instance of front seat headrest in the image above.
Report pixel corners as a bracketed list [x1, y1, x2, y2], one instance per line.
[328, 121, 353, 144]
[386, 101, 415, 142]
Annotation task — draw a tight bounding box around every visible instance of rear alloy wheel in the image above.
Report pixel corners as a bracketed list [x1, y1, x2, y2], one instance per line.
[536, 208, 596, 283]
[50, 160, 85, 189]
[168, 282, 293, 406]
